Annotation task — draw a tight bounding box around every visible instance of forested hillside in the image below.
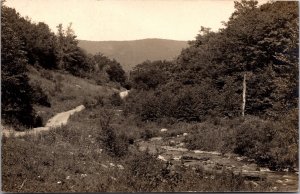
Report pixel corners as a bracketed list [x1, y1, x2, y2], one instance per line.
[78, 39, 188, 71]
[1, 4, 127, 129]
[126, 0, 298, 169]
[2, 0, 299, 192]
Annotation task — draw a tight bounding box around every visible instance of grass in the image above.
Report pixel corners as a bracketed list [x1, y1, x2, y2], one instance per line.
[2, 66, 291, 192]
[2, 104, 276, 192]
[28, 66, 117, 123]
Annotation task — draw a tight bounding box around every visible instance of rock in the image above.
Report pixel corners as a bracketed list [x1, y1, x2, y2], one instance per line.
[245, 180, 259, 188]
[109, 163, 115, 167]
[260, 167, 271, 172]
[226, 166, 234, 170]
[272, 186, 278, 191]
[117, 164, 124, 170]
[173, 156, 182, 161]
[119, 90, 129, 99]
[158, 155, 168, 162]
[169, 140, 176, 146]
[178, 142, 185, 147]
[161, 146, 188, 152]
[194, 150, 221, 156]
[242, 163, 258, 171]
[276, 180, 283, 184]
[182, 155, 210, 161]
[234, 170, 265, 181]
[247, 158, 256, 162]
[160, 128, 168, 132]
[206, 160, 215, 164]
[183, 133, 188, 136]
[150, 137, 163, 141]
[224, 153, 238, 159]
[101, 164, 108, 168]
[236, 156, 247, 161]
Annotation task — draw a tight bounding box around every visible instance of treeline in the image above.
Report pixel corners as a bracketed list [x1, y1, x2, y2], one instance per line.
[1, 4, 126, 128]
[124, 0, 298, 169]
[126, 0, 298, 122]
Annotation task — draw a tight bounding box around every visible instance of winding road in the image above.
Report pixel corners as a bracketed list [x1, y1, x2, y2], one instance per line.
[2, 105, 85, 137]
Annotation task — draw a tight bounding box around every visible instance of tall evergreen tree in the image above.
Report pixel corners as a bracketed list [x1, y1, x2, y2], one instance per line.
[1, 5, 37, 128]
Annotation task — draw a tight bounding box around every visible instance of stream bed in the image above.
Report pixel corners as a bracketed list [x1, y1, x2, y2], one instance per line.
[136, 134, 298, 192]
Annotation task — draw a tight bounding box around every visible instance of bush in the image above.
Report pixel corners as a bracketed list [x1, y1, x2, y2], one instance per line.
[97, 110, 129, 157]
[83, 95, 104, 109]
[110, 93, 122, 107]
[54, 75, 63, 92]
[105, 61, 126, 85]
[140, 129, 156, 140]
[31, 81, 51, 107]
[231, 116, 298, 170]
[40, 70, 53, 81]
[125, 151, 165, 192]
[182, 115, 298, 170]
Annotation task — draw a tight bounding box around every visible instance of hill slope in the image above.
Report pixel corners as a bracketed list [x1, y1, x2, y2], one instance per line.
[78, 38, 188, 71]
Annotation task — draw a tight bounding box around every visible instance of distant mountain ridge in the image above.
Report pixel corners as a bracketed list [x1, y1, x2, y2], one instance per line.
[78, 38, 188, 71]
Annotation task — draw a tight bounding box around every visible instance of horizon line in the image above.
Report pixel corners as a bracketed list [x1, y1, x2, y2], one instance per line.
[78, 37, 192, 42]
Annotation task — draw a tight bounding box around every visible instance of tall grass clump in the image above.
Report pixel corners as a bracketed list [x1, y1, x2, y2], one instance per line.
[96, 109, 129, 157]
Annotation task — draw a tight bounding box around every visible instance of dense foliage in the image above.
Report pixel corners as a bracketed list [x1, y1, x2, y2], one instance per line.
[126, 0, 298, 122]
[1, 4, 126, 127]
[124, 0, 298, 169]
[1, 6, 35, 127]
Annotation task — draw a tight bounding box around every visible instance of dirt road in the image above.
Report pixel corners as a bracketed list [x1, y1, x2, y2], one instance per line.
[2, 105, 85, 137]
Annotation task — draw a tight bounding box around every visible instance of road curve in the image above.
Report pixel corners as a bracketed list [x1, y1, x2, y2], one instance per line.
[2, 105, 85, 137]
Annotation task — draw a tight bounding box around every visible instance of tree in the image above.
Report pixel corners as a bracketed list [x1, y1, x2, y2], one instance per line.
[130, 60, 174, 90]
[1, 5, 37, 128]
[105, 60, 126, 85]
[2, 7, 57, 69]
[55, 23, 94, 77]
[222, 0, 298, 117]
[175, 0, 298, 118]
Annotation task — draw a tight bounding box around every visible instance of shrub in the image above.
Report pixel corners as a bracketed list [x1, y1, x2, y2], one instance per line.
[97, 110, 129, 157]
[40, 70, 53, 81]
[125, 151, 165, 192]
[140, 129, 156, 140]
[110, 93, 122, 107]
[83, 96, 98, 109]
[105, 61, 126, 85]
[231, 116, 298, 170]
[54, 75, 63, 92]
[31, 81, 51, 107]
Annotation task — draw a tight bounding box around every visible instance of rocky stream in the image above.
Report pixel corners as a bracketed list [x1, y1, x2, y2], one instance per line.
[136, 132, 298, 192]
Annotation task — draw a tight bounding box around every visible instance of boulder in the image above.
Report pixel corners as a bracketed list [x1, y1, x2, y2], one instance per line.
[160, 128, 168, 132]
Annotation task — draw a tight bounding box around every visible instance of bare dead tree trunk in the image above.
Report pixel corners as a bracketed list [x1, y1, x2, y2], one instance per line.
[242, 73, 246, 117]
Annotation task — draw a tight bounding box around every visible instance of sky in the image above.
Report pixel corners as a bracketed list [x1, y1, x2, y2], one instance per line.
[5, 0, 269, 41]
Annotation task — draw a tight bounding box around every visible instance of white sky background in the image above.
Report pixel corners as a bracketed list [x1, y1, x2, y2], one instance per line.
[5, 0, 269, 41]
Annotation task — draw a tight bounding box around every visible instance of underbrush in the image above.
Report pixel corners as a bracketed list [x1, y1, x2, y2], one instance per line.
[27, 66, 116, 122]
[183, 114, 298, 170]
[2, 106, 273, 192]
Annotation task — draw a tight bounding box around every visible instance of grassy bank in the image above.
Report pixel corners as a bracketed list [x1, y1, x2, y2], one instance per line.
[2, 105, 274, 192]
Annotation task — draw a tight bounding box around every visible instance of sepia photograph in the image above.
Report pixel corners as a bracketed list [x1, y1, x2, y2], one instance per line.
[1, 0, 299, 192]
